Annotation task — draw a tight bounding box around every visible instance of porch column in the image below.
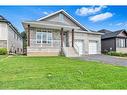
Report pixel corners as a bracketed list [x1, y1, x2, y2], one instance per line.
[72, 29, 74, 47]
[60, 28, 64, 54]
[27, 25, 30, 46]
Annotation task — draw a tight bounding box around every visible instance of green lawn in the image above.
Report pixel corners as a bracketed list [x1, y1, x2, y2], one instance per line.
[0, 56, 127, 89]
[0, 55, 8, 60]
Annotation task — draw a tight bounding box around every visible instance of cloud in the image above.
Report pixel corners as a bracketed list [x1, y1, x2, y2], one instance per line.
[76, 6, 107, 16]
[125, 23, 127, 26]
[42, 11, 49, 15]
[89, 12, 113, 22]
[109, 23, 113, 26]
[116, 23, 123, 26]
[116, 22, 127, 26]
[109, 22, 127, 29]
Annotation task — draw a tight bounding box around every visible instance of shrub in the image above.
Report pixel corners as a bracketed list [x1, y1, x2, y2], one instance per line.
[107, 51, 127, 57]
[0, 48, 7, 55]
[102, 49, 109, 54]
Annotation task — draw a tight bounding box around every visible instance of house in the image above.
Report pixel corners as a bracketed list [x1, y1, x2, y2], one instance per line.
[22, 9, 102, 57]
[0, 15, 23, 54]
[98, 29, 127, 53]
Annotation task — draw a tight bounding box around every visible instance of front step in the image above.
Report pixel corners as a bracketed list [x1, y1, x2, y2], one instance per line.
[63, 47, 79, 57]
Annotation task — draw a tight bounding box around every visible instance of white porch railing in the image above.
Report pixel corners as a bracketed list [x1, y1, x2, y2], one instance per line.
[30, 39, 61, 48]
[28, 39, 80, 57]
[68, 41, 80, 56]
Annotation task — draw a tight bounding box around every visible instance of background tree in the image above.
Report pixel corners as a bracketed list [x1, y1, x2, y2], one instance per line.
[20, 31, 27, 51]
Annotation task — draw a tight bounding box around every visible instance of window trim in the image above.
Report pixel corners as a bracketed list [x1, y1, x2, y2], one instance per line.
[36, 32, 42, 44]
[36, 31, 53, 45]
[117, 38, 126, 48]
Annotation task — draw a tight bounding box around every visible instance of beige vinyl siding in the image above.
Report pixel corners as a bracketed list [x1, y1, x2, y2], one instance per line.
[0, 22, 8, 40]
[42, 12, 83, 31]
[7, 25, 23, 53]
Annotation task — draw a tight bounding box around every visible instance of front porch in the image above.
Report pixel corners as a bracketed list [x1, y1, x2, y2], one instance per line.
[23, 21, 80, 57]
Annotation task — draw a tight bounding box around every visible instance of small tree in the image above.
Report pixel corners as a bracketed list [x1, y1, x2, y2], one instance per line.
[20, 31, 27, 53]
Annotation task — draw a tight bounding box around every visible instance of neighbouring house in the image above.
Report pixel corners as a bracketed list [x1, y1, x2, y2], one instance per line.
[0, 15, 23, 54]
[98, 29, 127, 53]
[22, 9, 102, 57]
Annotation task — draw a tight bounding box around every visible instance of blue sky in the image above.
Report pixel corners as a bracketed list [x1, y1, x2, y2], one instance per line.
[0, 6, 126, 32]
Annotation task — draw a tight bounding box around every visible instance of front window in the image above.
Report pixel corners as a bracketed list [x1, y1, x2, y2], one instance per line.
[47, 33, 52, 44]
[36, 32, 42, 43]
[36, 31, 52, 44]
[42, 32, 47, 43]
[117, 38, 126, 48]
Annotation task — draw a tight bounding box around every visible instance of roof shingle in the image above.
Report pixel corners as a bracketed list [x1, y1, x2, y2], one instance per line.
[98, 29, 127, 39]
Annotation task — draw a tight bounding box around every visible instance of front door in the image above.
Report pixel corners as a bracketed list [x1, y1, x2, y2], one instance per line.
[63, 32, 69, 47]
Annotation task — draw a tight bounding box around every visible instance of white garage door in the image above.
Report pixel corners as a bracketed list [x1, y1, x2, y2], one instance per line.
[75, 40, 83, 55]
[89, 41, 98, 54]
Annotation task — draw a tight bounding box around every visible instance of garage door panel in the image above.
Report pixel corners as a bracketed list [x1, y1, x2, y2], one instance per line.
[89, 41, 98, 54]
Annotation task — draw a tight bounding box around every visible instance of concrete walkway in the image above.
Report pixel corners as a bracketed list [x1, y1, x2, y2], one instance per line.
[74, 54, 127, 66]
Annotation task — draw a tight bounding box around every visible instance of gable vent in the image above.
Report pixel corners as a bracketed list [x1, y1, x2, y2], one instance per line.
[59, 13, 64, 22]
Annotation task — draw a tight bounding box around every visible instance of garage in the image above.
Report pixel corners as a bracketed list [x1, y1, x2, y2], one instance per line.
[75, 40, 84, 55]
[89, 40, 98, 54]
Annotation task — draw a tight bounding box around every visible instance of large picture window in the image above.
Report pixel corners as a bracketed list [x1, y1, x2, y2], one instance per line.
[36, 31, 52, 44]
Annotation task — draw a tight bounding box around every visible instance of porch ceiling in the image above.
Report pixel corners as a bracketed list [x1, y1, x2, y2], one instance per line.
[22, 21, 80, 31]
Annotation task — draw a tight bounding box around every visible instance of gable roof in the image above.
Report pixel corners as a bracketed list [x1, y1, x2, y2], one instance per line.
[0, 15, 8, 22]
[37, 9, 90, 32]
[0, 15, 23, 39]
[98, 29, 112, 34]
[99, 29, 127, 39]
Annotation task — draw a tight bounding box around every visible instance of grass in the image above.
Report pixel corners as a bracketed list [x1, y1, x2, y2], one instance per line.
[0, 56, 127, 89]
[0, 55, 8, 60]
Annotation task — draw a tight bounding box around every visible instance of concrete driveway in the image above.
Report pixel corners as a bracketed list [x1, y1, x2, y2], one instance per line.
[74, 54, 127, 66]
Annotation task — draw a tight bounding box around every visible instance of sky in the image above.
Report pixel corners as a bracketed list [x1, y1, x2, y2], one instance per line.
[0, 6, 127, 32]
